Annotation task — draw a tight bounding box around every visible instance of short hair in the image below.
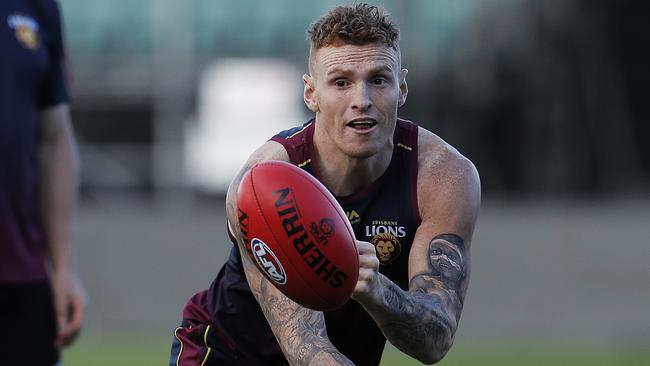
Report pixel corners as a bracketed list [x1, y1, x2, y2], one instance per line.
[307, 3, 400, 50]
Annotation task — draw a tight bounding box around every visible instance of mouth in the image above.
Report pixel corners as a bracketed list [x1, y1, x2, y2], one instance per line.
[346, 118, 378, 130]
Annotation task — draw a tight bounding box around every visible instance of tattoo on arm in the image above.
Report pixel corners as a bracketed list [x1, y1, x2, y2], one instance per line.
[420, 233, 469, 312]
[378, 233, 469, 360]
[255, 278, 352, 365]
[226, 163, 352, 365]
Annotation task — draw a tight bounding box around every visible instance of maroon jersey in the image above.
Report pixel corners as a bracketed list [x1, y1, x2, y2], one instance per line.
[177, 119, 421, 366]
[271, 119, 421, 365]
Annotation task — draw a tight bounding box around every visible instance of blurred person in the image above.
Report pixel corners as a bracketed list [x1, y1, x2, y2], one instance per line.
[170, 4, 480, 366]
[0, 0, 86, 364]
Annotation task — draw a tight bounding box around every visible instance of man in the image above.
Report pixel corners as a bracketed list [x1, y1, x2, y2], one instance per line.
[0, 0, 86, 364]
[171, 4, 480, 365]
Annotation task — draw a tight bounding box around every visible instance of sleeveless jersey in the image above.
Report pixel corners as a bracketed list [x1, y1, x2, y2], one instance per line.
[206, 119, 421, 366]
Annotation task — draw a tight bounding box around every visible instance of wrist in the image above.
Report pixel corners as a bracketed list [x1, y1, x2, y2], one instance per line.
[46, 239, 71, 272]
[48, 261, 72, 281]
[355, 274, 388, 312]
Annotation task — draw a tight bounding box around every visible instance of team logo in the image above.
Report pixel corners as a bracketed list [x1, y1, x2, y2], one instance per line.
[310, 218, 335, 245]
[8, 14, 39, 50]
[251, 238, 287, 285]
[366, 220, 406, 264]
[371, 232, 401, 264]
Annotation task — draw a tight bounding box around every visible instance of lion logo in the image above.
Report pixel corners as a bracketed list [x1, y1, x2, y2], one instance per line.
[371, 232, 401, 265]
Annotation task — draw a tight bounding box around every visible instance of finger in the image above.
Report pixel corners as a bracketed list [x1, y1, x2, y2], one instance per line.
[357, 267, 377, 282]
[66, 295, 85, 335]
[57, 327, 80, 348]
[56, 294, 85, 347]
[355, 240, 376, 255]
[353, 280, 370, 294]
[358, 247, 380, 264]
[55, 310, 75, 348]
[358, 255, 379, 270]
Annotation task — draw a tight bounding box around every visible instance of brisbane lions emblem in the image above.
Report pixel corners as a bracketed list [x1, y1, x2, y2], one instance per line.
[371, 232, 401, 264]
[8, 15, 39, 50]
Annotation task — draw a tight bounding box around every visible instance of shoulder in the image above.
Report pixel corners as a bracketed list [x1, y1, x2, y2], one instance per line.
[416, 127, 479, 181]
[36, 0, 63, 23]
[272, 120, 313, 140]
[225, 140, 290, 223]
[28, 0, 64, 41]
[239, 140, 291, 174]
[415, 127, 481, 221]
[226, 140, 290, 194]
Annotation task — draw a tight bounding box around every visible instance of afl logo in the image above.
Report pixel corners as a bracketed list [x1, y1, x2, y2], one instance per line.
[251, 238, 287, 285]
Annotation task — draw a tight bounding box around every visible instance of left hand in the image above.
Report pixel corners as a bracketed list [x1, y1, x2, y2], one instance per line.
[50, 271, 87, 348]
[351, 240, 382, 304]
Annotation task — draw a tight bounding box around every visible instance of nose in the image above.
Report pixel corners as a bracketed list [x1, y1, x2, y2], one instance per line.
[351, 83, 372, 111]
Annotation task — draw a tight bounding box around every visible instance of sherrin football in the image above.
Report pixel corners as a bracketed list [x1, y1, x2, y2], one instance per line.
[236, 160, 359, 311]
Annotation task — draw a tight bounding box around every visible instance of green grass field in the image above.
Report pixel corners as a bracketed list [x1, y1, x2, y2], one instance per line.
[63, 334, 649, 366]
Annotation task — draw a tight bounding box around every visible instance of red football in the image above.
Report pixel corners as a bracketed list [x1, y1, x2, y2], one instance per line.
[236, 160, 358, 311]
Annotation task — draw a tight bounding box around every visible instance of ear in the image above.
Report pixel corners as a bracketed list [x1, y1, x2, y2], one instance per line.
[303, 74, 319, 113]
[398, 68, 409, 107]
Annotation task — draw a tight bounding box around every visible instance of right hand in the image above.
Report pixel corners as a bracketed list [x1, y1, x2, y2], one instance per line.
[351, 240, 382, 305]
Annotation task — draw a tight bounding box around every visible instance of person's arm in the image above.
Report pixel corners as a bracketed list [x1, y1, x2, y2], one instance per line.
[39, 103, 86, 348]
[352, 133, 481, 364]
[226, 141, 353, 366]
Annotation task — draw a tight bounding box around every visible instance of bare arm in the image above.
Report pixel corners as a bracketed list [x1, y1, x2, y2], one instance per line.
[38, 103, 86, 347]
[226, 141, 353, 366]
[353, 133, 481, 364]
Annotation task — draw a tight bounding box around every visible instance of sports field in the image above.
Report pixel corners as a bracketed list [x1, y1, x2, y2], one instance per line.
[63, 334, 649, 366]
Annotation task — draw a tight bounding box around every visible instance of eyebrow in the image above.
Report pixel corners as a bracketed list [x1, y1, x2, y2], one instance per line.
[325, 67, 353, 77]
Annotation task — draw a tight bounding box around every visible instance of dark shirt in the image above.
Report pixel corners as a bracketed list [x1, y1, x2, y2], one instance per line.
[0, 0, 68, 283]
[206, 119, 421, 365]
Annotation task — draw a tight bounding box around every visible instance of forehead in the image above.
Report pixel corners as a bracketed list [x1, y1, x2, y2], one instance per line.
[311, 43, 400, 75]
[430, 238, 461, 254]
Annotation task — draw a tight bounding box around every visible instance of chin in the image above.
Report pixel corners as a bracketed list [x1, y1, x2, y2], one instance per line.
[344, 145, 381, 159]
[335, 134, 388, 159]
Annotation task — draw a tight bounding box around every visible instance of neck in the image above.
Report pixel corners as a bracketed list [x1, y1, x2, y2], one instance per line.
[313, 135, 393, 197]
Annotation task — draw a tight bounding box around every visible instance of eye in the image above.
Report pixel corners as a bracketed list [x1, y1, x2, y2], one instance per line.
[431, 248, 441, 256]
[372, 78, 386, 85]
[334, 79, 347, 87]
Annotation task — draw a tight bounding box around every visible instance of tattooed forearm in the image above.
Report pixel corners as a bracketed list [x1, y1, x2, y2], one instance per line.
[240, 230, 352, 365]
[372, 233, 469, 363]
[228, 169, 352, 365]
[376, 279, 455, 362]
[253, 271, 353, 365]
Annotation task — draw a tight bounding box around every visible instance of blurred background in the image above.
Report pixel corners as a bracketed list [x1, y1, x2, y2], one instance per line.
[57, 0, 649, 364]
